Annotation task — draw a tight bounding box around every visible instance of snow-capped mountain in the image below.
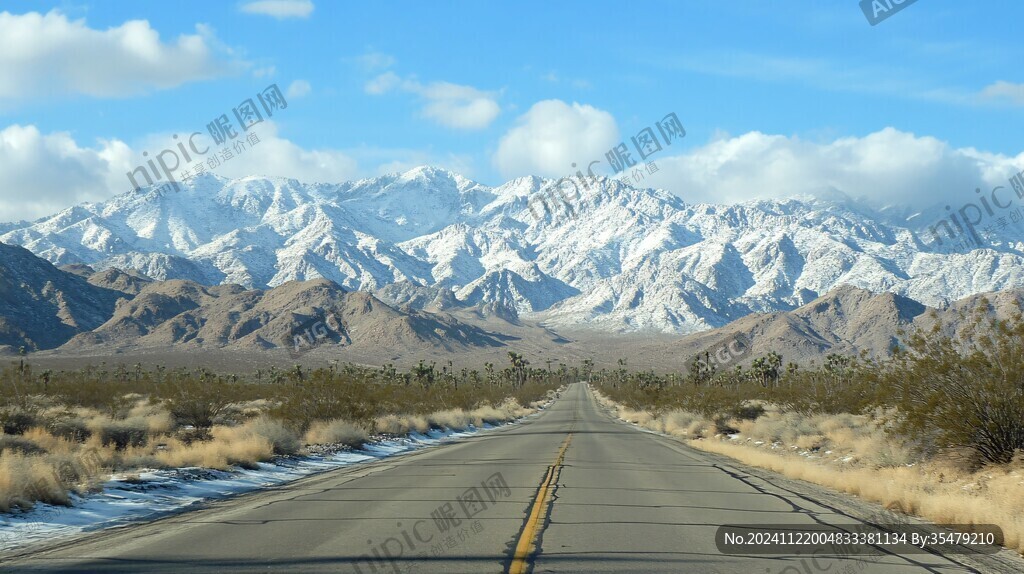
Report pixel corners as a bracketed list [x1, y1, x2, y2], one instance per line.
[5, 166, 1024, 334]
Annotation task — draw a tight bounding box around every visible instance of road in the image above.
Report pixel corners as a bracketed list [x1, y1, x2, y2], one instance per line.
[2, 382, 1016, 573]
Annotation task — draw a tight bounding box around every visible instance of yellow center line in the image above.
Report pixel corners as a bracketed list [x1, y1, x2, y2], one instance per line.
[509, 432, 574, 574]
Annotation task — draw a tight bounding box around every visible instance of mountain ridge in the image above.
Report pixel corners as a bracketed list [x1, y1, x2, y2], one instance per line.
[4, 167, 1024, 335]
[2, 240, 1021, 370]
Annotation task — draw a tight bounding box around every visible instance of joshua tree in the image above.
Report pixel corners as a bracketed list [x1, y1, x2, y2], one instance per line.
[581, 359, 594, 381]
[412, 360, 435, 387]
[508, 352, 529, 388]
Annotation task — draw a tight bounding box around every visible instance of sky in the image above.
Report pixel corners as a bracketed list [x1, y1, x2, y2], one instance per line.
[1, 0, 1023, 222]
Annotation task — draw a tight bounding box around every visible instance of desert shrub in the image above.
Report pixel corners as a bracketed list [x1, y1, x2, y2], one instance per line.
[662, 411, 709, 437]
[124, 401, 175, 434]
[176, 427, 213, 444]
[891, 316, 1024, 465]
[473, 397, 530, 424]
[49, 449, 106, 486]
[427, 409, 471, 430]
[215, 399, 272, 425]
[0, 435, 47, 455]
[711, 413, 739, 434]
[248, 417, 301, 455]
[730, 402, 765, 421]
[0, 446, 107, 511]
[0, 454, 67, 511]
[270, 378, 379, 430]
[374, 414, 427, 435]
[305, 420, 368, 447]
[95, 420, 148, 451]
[158, 430, 272, 470]
[48, 417, 92, 442]
[166, 380, 232, 429]
[0, 406, 38, 435]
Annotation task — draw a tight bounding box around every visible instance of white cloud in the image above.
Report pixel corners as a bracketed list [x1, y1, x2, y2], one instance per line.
[0, 10, 238, 100]
[979, 81, 1024, 106]
[210, 122, 357, 183]
[642, 128, 1023, 210]
[239, 0, 314, 19]
[6, 119, 1015, 226]
[417, 82, 500, 130]
[492, 104, 1023, 211]
[493, 100, 619, 178]
[285, 79, 311, 98]
[364, 71, 401, 95]
[364, 73, 500, 130]
[0, 122, 358, 223]
[0, 125, 132, 222]
[120, 122, 361, 191]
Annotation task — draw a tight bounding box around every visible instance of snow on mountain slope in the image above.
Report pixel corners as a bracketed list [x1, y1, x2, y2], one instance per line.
[5, 166, 1024, 334]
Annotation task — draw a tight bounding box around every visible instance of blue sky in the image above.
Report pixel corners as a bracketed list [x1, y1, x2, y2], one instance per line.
[1, 0, 1023, 221]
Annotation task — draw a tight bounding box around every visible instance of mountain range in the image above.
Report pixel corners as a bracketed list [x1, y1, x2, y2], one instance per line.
[1, 237, 1020, 369]
[1, 167, 1023, 367]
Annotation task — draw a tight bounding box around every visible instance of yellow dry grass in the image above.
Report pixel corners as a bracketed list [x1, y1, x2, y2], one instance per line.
[306, 419, 369, 447]
[1, 394, 540, 511]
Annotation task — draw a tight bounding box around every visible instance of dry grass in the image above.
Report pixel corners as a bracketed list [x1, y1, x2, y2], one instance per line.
[0, 356, 562, 514]
[0, 445, 106, 512]
[0, 454, 68, 511]
[691, 440, 1024, 554]
[597, 391, 1024, 554]
[154, 422, 278, 470]
[371, 398, 532, 436]
[0, 389, 544, 513]
[305, 420, 368, 447]
[374, 414, 430, 435]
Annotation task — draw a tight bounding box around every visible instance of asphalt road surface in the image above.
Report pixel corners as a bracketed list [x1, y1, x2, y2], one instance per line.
[3, 383, 1019, 573]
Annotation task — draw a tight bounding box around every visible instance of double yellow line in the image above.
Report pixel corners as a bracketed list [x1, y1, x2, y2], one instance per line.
[509, 432, 573, 574]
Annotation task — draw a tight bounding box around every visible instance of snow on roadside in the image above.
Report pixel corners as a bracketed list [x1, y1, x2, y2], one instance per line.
[0, 416, 539, 555]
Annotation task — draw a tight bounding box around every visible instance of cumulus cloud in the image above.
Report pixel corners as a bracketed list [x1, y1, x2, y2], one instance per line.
[210, 122, 358, 183]
[492, 100, 619, 178]
[0, 10, 238, 100]
[364, 73, 500, 130]
[492, 103, 1022, 212]
[642, 128, 1024, 210]
[0, 125, 133, 222]
[417, 82, 500, 129]
[285, 79, 311, 98]
[239, 0, 314, 19]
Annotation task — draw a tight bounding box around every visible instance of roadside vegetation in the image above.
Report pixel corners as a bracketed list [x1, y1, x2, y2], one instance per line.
[594, 302, 1024, 552]
[0, 354, 565, 513]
